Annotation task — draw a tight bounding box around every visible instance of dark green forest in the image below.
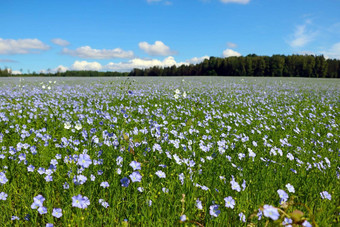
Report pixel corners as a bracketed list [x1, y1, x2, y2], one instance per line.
[1, 54, 340, 78]
[129, 54, 340, 78]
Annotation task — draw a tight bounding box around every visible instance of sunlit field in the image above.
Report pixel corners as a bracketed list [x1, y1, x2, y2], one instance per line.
[0, 77, 339, 226]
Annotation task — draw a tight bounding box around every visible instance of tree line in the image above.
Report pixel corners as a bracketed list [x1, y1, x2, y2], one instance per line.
[1, 54, 340, 78]
[129, 54, 340, 78]
[0, 69, 128, 77]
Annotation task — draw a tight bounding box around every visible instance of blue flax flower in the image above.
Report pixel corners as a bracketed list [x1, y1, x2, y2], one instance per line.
[129, 171, 142, 183]
[0, 172, 8, 185]
[52, 208, 62, 218]
[209, 205, 220, 217]
[224, 196, 235, 209]
[277, 189, 289, 203]
[155, 170, 166, 178]
[129, 161, 141, 170]
[120, 177, 130, 187]
[320, 191, 331, 200]
[38, 206, 47, 215]
[0, 192, 8, 200]
[77, 154, 92, 168]
[263, 205, 280, 220]
[100, 181, 110, 188]
[72, 194, 90, 209]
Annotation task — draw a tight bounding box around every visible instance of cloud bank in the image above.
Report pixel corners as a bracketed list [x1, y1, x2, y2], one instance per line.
[51, 38, 70, 47]
[0, 38, 50, 54]
[223, 48, 241, 57]
[289, 21, 318, 48]
[42, 55, 209, 73]
[139, 41, 176, 56]
[62, 46, 134, 59]
[220, 0, 250, 4]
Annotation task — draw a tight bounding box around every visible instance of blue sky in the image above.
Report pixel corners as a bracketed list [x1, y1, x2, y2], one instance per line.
[1, 0, 340, 73]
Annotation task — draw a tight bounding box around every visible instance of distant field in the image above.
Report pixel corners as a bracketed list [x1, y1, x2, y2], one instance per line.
[0, 77, 339, 226]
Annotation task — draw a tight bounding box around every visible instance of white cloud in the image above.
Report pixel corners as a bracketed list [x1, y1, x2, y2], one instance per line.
[147, 0, 172, 4]
[39, 65, 69, 74]
[223, 48, 241, 57]
[105, 56, 186, 72]
[186, 56, 209, 64]
[139, 41, 176, 56]
[289, 22, 318, 48]
[62, 46, 134, 59]
[322, 42, 340, 59]
[71, 60, 102, 71]
[55, 65, 68, 72]
[0, 59, 17, 63]
[51, 38, 70, 47]
[220, 0, 250, 4]
[227, 42, 237, 48]
[40, 55, 211, 73]
[11, 70, 22, 75]
[0, 38, 50, 54]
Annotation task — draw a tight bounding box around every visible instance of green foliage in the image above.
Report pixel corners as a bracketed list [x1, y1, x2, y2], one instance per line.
[129, 54, 340, 78]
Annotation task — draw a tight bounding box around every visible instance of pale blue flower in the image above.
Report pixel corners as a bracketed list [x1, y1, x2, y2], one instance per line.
[224, 196, 235, 209]
[302, 220, 312, 227]
[32, 194, 45, 208]
[52, 208, 62, 218]
[263, 205, 280, 220]
[196, 198, 203, 210]
[282, 217, 292, 226]
[0, 192, 8, 200]
[286, 183, 295, 193]
[63, 182, 69, 189]
[38, 206, 47, 215]
[129, 161, 141, 170]
[72, 194, 89, 209]
[239, 212, 246, 222]
[27, 165, 35, 172]
[100, 181, 110, 188]
[277, 189, 289, 203]
[77, 154, 92, 168]
[230, 178, 241, 192]
[320, 191, 331, 200]
[0, 172, 8, 185]
[130, 171, 142, 183]
[209, 205, 220, 217]
[155, 170, 166, 178]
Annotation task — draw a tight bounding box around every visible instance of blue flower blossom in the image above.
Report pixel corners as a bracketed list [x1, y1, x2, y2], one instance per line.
[180, 214, 186, 222]
[129, 171, 142, 183]
[209, 205, 220, 217]
[100, 181, 110, 188]
[277, 189, 289, 203]
[129, 161, 141, 170]
[38, 206, 47, 215]
[224, 196, 235, 209]
[72, 194, 90, 209]
[77, 154, 92, 168]
[155, 170, 166, 178]
[120, 177, 130, 187]
[52, 208, 62, 218]
[263, 205, 280, 220]
[320, 191, 331, 200]
[0, 172, 8, 185]
[0, 192, 8, 200]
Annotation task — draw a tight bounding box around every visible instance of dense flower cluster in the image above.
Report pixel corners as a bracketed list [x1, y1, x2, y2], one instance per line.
[0, 77, 338, 225]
